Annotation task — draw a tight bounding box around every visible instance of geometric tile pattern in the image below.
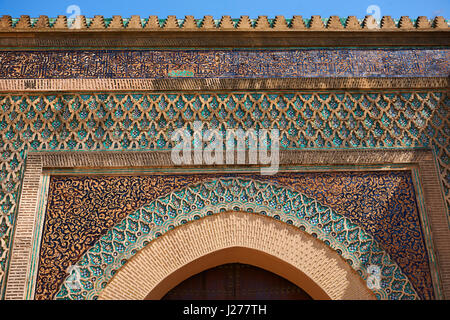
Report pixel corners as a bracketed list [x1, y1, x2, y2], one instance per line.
[0, 49, 448, 79]
[54, 177, 420, 300]
[0, 90, 448, 297]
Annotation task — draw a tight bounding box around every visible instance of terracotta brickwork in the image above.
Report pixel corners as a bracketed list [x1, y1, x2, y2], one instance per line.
[0, 78, 448, 92]
[418, 160, 450, 291]
[4, 154, 42, 299]
[99, 211, 374, 300]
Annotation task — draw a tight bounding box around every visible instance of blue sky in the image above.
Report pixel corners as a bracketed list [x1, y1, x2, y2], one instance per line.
[0, 0, 448, 19]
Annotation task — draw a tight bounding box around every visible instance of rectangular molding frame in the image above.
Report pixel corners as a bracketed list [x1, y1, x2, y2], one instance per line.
[4, 149, 450, 300]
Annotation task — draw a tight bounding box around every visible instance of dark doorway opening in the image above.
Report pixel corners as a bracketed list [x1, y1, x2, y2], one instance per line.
[162, 263, 313, 300]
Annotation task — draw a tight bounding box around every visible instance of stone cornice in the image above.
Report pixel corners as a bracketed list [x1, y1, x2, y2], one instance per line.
[0, 15, 448, 48]
[1, 15, 448, 31]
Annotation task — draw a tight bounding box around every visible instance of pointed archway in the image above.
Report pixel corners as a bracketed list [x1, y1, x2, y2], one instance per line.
[100, 211, 372, 300]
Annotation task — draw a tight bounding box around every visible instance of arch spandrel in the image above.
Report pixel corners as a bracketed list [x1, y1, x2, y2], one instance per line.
[55, 177, 419, 300]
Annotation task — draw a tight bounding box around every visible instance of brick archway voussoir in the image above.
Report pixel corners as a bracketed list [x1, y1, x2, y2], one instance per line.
[98, 211, 375, 300]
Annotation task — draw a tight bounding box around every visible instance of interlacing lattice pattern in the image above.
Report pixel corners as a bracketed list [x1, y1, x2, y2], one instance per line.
[0, 91, 449, 295]
[55, 177, 419, 300]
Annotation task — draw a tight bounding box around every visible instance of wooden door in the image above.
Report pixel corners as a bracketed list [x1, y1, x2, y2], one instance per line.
[162, 263, 312, 300]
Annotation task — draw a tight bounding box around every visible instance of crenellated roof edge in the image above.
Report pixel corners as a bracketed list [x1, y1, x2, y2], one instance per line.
[0, 15, 448, 31]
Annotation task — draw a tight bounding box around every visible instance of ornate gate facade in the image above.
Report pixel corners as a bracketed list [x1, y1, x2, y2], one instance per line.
[0, 14, 449, 300]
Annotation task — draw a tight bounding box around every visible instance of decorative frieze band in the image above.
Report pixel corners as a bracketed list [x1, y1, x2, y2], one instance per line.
[0, 49, 447, 81]
[0, 77, 448, 92]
